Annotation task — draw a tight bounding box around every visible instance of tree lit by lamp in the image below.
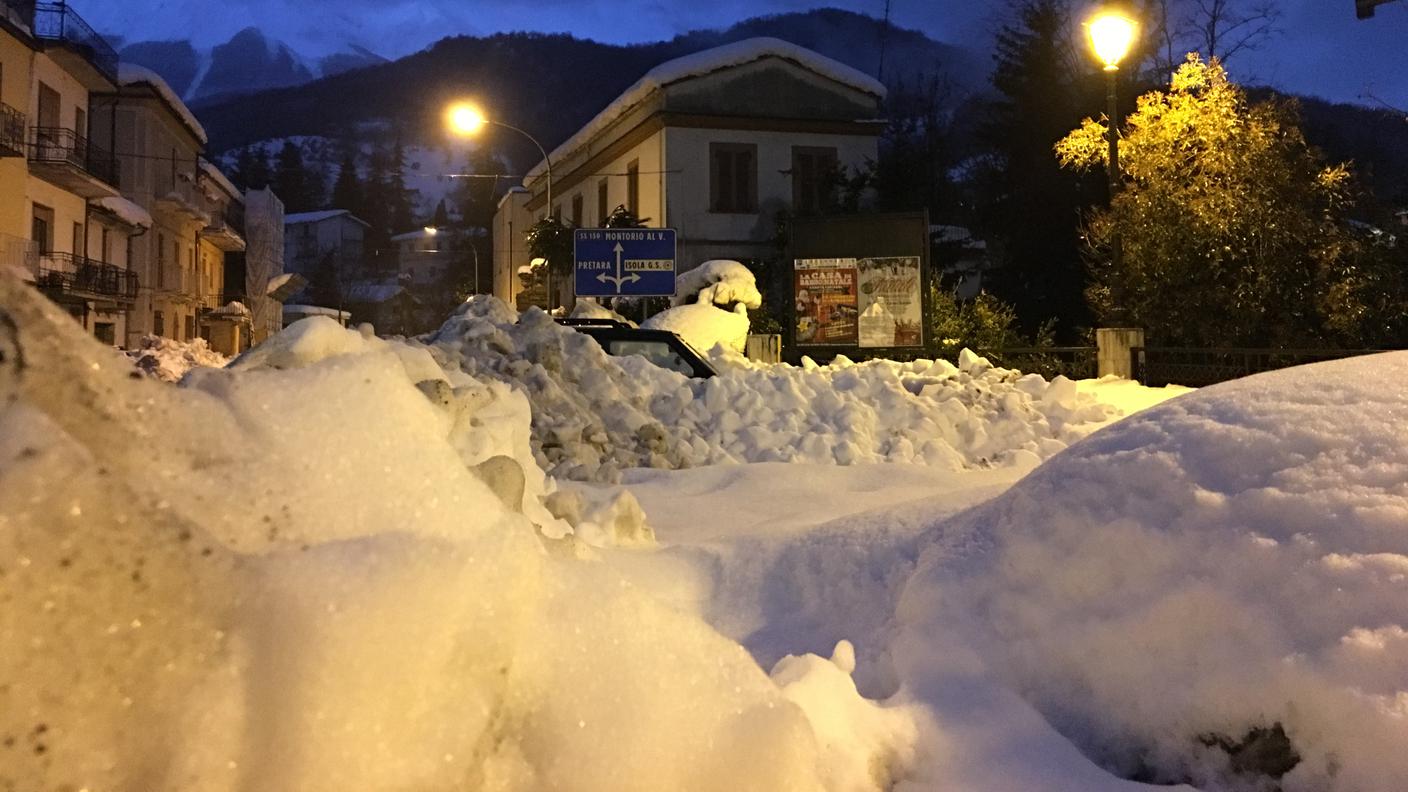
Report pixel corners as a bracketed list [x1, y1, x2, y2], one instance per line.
[1087, 12, 1138, 71]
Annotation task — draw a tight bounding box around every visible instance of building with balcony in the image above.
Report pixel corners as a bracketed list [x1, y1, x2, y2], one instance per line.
[91, 62, 246, 351]
[1, 0, 138, 345]
[492, 38, 884, 308]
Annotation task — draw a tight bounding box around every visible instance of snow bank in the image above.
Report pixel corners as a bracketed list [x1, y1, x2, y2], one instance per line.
[125, 334, 229, 381]
[901, 353, 1408, 791]
[0, 273, 913, 792]
[568, 297, 636, 325]
[426, 297, 1121, 482]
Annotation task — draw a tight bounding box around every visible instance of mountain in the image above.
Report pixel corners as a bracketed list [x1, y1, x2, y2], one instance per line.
[118, 28, 388, 102]
[191, 9, 985, 157]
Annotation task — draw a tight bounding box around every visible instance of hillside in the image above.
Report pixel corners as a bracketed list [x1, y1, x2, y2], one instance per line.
[192, 9, 982, 162]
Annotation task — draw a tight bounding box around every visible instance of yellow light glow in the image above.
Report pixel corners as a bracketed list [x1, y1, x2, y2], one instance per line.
[424, 226, 438, 235]
[1087, 11, 1138, 70]
[446, 103, 487, 136]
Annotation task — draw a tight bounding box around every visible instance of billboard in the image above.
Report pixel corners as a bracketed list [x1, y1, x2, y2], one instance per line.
[794, 258, 858, 345]
[857, 256, 923, 348]
[788, 212, 930, 353]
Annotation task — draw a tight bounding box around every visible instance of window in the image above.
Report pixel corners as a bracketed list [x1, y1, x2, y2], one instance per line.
[571, 194, 583, 228]
[626, 159, 640, 215]
[101, 227, 111, 263]
[36, 82, 59, 128]
[94, 322, 115, 346]
[31, 205, 54, 255]
[709, 143, 757, 213]
[156, 233, 166, 287]
[75, 107, 86, 139]
[597, 179, 609, 224]
[184, 315, 195, 340]
[72, 222, 83, 258]
[791, 146, 839, 216]
[153, 310, 164, 337]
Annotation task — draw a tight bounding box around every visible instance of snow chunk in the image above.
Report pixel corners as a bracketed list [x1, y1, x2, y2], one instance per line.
[125, 334, 228, 381]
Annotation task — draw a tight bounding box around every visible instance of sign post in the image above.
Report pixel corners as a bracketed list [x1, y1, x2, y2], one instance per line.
[574, 228, 677, 298]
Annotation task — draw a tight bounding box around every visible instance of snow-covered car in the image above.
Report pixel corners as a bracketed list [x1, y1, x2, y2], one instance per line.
[556, 318, 717, 378]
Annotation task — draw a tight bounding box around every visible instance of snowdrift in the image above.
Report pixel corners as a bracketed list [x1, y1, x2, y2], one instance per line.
[424, 297, 1120, 482]
[901, 353, 1408, 791]
[0, 274, 915, 791]
[125, 334, 230, 382]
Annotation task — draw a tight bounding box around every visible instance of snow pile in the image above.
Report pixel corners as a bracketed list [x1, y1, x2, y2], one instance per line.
[125, 334, 229, 381]
[0, 273, 914, 792]
[672, 259, 764, 311]
[642, 260, 762, 353]
[568, 297, 636, 325]
[643, 301, 751, 354]
[426, 298, 1118, 482]
[900, 353, 1408, 791]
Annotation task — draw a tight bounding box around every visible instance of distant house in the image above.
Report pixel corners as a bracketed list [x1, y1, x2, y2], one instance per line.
[343, 280, 417, 336]
[493, 38, 885, 307]
[283, 209, 368, 278]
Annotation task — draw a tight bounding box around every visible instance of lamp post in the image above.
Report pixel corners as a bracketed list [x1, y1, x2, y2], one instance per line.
[1087, 11, 1138, 271]
[446, 102, 556, 307]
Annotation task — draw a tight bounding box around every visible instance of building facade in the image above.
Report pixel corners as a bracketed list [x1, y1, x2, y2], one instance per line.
[492, 38, 884, 307]
[92, 63, 246, 351]
[283, 209, 367, 278]
[1, 0, 138, 345]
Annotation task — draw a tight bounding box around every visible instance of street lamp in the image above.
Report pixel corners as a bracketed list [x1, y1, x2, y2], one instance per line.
[445, 101, 557, 307]
[1086, 9, 1137, 270]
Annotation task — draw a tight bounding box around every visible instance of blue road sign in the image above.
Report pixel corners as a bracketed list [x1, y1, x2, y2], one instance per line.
[574, 228, 677, 297]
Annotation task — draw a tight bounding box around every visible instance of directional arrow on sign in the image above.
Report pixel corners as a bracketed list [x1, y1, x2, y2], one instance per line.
[595, 242, 643, 293]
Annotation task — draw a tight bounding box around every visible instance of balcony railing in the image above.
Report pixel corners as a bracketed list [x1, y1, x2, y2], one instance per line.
[0, 102, 24, 157]
[35, 252, 138, 303]
[25, 2, 118, 84]
[0, 231, 38, 278]
[28, 126, 119, 187]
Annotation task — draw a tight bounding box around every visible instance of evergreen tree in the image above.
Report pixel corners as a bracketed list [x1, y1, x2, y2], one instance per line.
[602, 204, 649, 228]
[389, 138, 416, 233]
[231, 145, 272, 191]
[975, 0, 1100, 338]
[431, 199, 450, 228]
[361, 147, 393, 253]
[330, 149, 363, 216]
[273, 140, 324, 213]
[454, 147, 507, 230]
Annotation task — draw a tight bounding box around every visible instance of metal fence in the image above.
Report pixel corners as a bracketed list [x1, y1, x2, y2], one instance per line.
[36, 252, 138, 302]
[29, 126, 119, 186]
[979, 346, 1099, 380]
[1132, 346, 1389, 387]
[0, 102, 23, 157]
[0, 231, 37, 278]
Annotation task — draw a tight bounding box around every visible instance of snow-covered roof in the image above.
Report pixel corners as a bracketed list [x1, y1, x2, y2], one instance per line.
[118, 63, 208, 146]
[199, 159, 241, 201]
[284, 209, 370, 227]
[524, 38, 887, 184]
[92, 196, 153, 230]
[283, 304, 350, 320]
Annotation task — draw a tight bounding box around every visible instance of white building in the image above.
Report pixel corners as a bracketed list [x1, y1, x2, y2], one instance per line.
[492, 38, 885, 308]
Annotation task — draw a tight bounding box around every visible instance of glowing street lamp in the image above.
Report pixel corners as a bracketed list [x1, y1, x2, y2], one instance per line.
[445, 101, 557, 306]
[1085, 9, 1138, 271]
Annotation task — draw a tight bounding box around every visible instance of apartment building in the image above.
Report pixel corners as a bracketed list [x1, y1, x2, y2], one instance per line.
[92, 63, 246, 350]
[1, 0, 137, 345]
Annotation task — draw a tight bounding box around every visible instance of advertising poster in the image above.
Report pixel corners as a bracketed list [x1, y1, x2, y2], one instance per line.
[857, 256, 923, 348]
[794, 258, 858, 346]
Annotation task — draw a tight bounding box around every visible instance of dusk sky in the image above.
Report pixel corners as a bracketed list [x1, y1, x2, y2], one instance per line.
[87, 0, 1408, 109]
